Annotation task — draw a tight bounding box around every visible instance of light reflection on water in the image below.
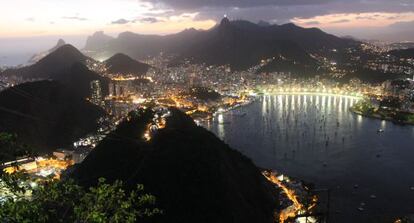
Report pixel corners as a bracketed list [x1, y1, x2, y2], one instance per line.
[207, 94, 414, 223]
[217, 113, 225, 140]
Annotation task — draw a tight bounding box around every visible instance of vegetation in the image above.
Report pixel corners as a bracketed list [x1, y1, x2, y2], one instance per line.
[0, 132, 161, 223]
[0, 178, 161, 223]
[0, 132, 33, 163]
[353, 99, 375, 115]
[352, 99, 414, 124]
[393, 112, 414, 123]
[380, 96, 402, 109]
[389, 48, 414, 59]
[188, 87, 221, 101]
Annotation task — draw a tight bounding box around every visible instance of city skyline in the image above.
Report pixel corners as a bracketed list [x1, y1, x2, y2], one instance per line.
[1, 1, 414, 222]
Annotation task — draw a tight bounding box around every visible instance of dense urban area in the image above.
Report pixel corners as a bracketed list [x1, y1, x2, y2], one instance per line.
[1, 18, 414, 223]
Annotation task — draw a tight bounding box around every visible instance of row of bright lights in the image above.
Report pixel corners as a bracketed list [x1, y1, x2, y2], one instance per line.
[261, 88, 363, 97]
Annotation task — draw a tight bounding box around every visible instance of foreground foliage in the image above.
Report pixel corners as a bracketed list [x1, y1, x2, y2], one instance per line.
[0, 132, 33, 163]
[0, 133, 161, 223]
[0, 178, 161, 223]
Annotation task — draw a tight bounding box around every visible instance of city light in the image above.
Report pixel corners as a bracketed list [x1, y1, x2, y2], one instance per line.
[3, 157, 74, 179]
[0, 11, 414, 222]
[263, 171, 318, 223]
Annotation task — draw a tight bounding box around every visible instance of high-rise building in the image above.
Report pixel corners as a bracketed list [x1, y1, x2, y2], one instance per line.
[116, 84, 125, 96]
[90, 80, 103, 106]
[109, 82, 116, 97]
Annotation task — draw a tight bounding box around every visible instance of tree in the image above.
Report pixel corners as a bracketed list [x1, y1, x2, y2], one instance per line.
[353, 100, 374, 115]
[0, 132, 33, 164]
[0, 178, 161, 223]
[0, 133, 161, 222]
[0, 132, 34, 198]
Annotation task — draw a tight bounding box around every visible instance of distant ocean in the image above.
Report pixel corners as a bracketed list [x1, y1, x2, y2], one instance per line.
[0, 52, 33, 67]
[0, 35, 86, 67]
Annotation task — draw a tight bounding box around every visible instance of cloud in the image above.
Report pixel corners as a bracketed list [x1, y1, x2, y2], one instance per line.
[293, 12, 414, 28]
[25, 17, 35, 22]
[142, 0, 414, 24]
[62, 16, 88, 21]
[144, 0, 331, 9]
[355, 16, 376, 20]
[111, 18, 131, 24]
[304, 21, 321, 25]
[387, 15, 402, 20]
[330, 19, 350, 24]
[139, 17, 162, 23]
[111, 17, 163, 24]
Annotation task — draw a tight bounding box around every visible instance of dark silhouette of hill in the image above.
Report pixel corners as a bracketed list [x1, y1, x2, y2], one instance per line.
[84, 31, 114, 51]
[54, 62, 110, 99]
[258, 59, 318, 77]
[389, 48, 414, 59]
[2, 44, 89, 79]
[341, 68, 405, 83]
[267, 22, 357, 51]
[187, 87, 221, 101]
[104, 53, 150, 76]
[175, 18, 317, 71]
[1, 45, 110, 98]
[71, 107, 277, 223]
[84, 18, 357, 72]
[0, 80, 105, 153]
[28, 39, 67, 64]
[257, 20, 271, 27]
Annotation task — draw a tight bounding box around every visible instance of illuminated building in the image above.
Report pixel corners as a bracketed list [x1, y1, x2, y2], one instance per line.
[90, 80, 104, 106]
[109, 82, 116, 97]
[109, 80, 136, 97]
[117, 84, 125, 96]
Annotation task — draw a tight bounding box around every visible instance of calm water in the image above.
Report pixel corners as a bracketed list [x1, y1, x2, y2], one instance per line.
[207, 94, 414, 223]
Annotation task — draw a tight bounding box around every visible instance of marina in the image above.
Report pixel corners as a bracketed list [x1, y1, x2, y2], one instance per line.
[208, 94, 414, 222]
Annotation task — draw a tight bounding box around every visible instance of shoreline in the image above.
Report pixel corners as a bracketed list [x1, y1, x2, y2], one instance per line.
[261, 92, 362, 100]
[206, 93, 361, 124]
[217, 93, 414, 127]
[349, 107, 414, 126]
[206, 93, 414, 222]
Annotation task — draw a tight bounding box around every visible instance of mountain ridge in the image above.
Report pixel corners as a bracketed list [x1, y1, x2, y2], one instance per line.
[28, 39, 67, 64]
[1, 44, 89, 79]
[1, 45, 110, 98]
[0, 80, 105, 153]
[104, 53, 150, 76]
[83, 18, 357, 72]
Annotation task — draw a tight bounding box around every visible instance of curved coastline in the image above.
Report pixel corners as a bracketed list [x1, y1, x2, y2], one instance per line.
[259, 92, 414, 126]
[212, 92, 362, 120]
[208, 93, 414, 222]
[349, 107, 414, 126]
[261, 91, 362, 100]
